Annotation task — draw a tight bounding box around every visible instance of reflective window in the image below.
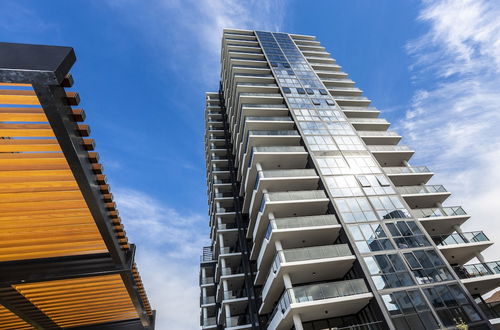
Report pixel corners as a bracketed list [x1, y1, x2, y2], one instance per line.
[334, 136, 365, 151]
[317, 156, 351, 175]
[424, 284, 482, 326]
[356, 175, 395, 195]
[337, 197, 378, 223]
[387, 221, 431, 249]
[382, 290, 439, 330]
[368, 196, 411, 219]
[324, 175, 363, 197]
[306, 135, 338, 151]
[348, 223, 392, 252]
[364, 254, 414, 289]
[403, 249, 453, 284]
[345, 156, 382, 174]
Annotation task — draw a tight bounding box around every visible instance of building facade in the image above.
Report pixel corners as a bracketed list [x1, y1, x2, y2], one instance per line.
[200, 29, 500, 330]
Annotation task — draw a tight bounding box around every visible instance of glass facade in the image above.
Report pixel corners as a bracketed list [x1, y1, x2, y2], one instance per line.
[254, 31, 489, 329]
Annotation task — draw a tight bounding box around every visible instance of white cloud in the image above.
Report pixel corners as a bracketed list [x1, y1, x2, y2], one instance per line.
[399, 0, 500, 261]
[103, 0, 286, 85]
[114, 188, 208, 330]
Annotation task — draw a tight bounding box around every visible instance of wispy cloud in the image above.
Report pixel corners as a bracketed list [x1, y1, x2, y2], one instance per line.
[399, 0, 500, 261]
[114, 188, 208, 330]
[102, 0, 286, 85]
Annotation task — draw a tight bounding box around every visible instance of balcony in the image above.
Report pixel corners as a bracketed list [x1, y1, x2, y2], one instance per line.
[242, 146, 309, 196]
[433, 231, 493, 264]
[315, 70, 348, 80]
[238, 129, 299, 173]
[226, 44, 262, 54]
[238, 92, 283, 105]
[334, 95, 371, 107]
[235, 82, 279, 93]
[306, 55, 336, 65]
[201, 316, 218, 329]
[368, 145, 414, 166]
[321, 78, 355, 88]
[201, 295, 216, 306]
[383, 166, 433, 186]
[239, 104, 289, 118]
[267, 279, 372, 330]
[340, 106, 380, 119]
[239, 117, 294, 145]
[311, 63, 342, 72]
[243, 168, 319, 214]
[233, 73, 275, 84]
[225, 314, 252, 329]
[260, 244, 355, 314]
[357, 130, 401, 145]
[252, 214, 342, 283]
[454, 261, 500, 295]
[412, 206, 469, 235]
[329, 86, 362, 97]
[301, 50, 330, 58]
[397, 184, 451, 208]
[348, 117, 390, 131]
[248, 190, 330, 242]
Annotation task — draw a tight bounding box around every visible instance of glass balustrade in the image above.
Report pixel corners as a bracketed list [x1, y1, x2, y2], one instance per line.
[411, 206, 466, 218]
[432, 231, 489, 246]
[396, 185, 447, 195]
[453, 261, 500, 279]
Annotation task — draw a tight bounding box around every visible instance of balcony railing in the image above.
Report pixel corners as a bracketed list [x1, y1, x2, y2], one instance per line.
[226, 314, 251, 327]
[357, 130, 400, 137]
[432, 231, 489, 246]
[202, 316, 217, 327]
[477, 302, 500, 319]
[383, 166, 431, 174]
[200, 277, 214, 285]
[220, 246, 241, 255]
[368, 145, 412, 152]
[248, 146, 306, 168]
[266, 245, 352, 285]
[201, 296, 215, 305]
[396, 185, 447, 194]
[254, 169, 317, 191]
[269, 279, 369, 325]
[265, 214, 338, 240]
[348, 118, 388, 124]
[454, 261, 500, 279]
[411, 206, 466, 218]
[244, 129, 299, 153]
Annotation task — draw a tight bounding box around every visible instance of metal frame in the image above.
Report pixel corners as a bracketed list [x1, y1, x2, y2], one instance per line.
[0, 42, 155, 329]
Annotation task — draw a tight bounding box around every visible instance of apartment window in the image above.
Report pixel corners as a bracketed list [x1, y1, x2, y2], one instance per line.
[305, 88, 314, 95]
[287, 70, 295, 76]
[364, 254, 415, 289]
[306, 135, 338, 151]
[324, 175, 363, 197]
[282, 87, 291, 94]
[312, 99, 321, 105]
[271, 62, 279, 67]
[403, 249, 453, 284]
[316, 156, 351, 175]
[368, 196, 411, 219]
[333, 136, 365, 151]
[348, 223, 393, 252]
[356, 175, 395, 195]
[326, 99, 335, 106]
[294, 109, 320, 121]
[319, 89, 328, 95]
[382, 290, 439, 330]
[325, 122, 354, 135]
[298, 121, 329, 135]
[424, 284, 482, 326]
[297, 88, 306, 94]
[283, 63, 290, 68]
[345, 156, 382, 174]
[386, 220, 430, 248]
[336, 197, 378, 223]
[318, 110, 345, 122]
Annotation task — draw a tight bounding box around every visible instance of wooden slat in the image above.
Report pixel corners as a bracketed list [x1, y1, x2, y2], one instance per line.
[14, 274, 139, 328]
[0, 107, 46, 121]
[0, 139, 60, 152]
[0, 89, 39, 105]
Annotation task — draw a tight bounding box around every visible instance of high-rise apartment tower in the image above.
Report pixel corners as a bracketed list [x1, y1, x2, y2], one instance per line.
[200, 29, 500, 330]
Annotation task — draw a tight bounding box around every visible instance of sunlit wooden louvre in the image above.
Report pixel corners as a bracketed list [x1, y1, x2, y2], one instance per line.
[0, 42, 154, 329]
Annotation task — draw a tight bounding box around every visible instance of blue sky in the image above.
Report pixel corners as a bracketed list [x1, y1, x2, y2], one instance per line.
[2, 1, 500, 329]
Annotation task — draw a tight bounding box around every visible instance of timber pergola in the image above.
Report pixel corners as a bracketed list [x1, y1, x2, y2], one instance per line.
[0, 42, 155, 330]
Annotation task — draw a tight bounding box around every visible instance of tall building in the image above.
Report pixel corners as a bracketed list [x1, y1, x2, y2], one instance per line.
[0, 42, 155, 329]
[200, 29, 500, 330]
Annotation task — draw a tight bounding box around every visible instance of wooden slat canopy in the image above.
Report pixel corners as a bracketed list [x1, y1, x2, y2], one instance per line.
[0, 74, 153, 329]
[14, 275, 139, 328]
[0, 304, 34, 330]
